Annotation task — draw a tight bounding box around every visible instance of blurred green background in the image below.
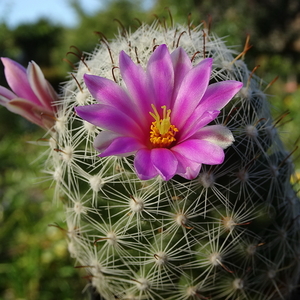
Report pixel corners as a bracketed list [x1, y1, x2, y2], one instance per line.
[0, 0, 300, 299]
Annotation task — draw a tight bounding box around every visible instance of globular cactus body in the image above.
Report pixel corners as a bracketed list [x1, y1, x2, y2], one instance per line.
[48, 21, 300, 299]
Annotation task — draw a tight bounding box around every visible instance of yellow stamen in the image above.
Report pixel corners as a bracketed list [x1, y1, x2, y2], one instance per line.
[149, 104, 179, 148]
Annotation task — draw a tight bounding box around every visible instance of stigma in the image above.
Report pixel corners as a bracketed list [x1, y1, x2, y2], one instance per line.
[149, 104, 178, 148]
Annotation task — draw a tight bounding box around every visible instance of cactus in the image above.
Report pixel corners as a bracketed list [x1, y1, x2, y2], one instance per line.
[4, 19, 300, 300]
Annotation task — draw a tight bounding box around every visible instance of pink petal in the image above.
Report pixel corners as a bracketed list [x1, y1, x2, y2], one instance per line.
[171, 139, 225, 165]
[93, 131, 121, 153]
[197, 80, 243, 117]
[172, 151, 202, 180]
[1, 58, 40, 105]
[172, 58, 213, 129]
[83, 74, 136, 120]
[192, 125, 234, 149]
[6, 98, 52, 128]
[170, 47, 193, 103]
[27, 61, 57, 110]
[178, 110, 220, 142]
[151, 148, 178, 181]
[134, 148, 159, 180]
[146, 44, 174, 108]
[75, 104, 144, 137]
[119, 51, 152, 128]
[99, 136, 144, 157]
[0, 86, 16, 105]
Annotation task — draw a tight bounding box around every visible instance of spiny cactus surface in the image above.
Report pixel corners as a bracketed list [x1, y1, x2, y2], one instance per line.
[47, 21, 300, 300]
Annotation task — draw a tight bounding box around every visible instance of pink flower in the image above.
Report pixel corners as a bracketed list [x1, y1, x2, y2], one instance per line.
[76, 44, 243, 181]
[0, 58, 58, 129]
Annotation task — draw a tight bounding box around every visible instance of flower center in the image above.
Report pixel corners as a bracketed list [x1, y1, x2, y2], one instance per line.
[149, 104, 178, 148]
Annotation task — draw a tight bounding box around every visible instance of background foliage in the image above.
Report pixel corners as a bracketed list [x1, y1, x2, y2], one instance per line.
[0, 0, 299, 299]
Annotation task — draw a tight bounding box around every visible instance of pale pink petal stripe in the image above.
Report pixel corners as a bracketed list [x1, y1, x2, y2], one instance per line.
[27, 61, 56, 110]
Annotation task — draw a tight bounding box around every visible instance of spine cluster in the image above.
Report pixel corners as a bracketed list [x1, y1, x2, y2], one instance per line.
[47, 21, 300, 299]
